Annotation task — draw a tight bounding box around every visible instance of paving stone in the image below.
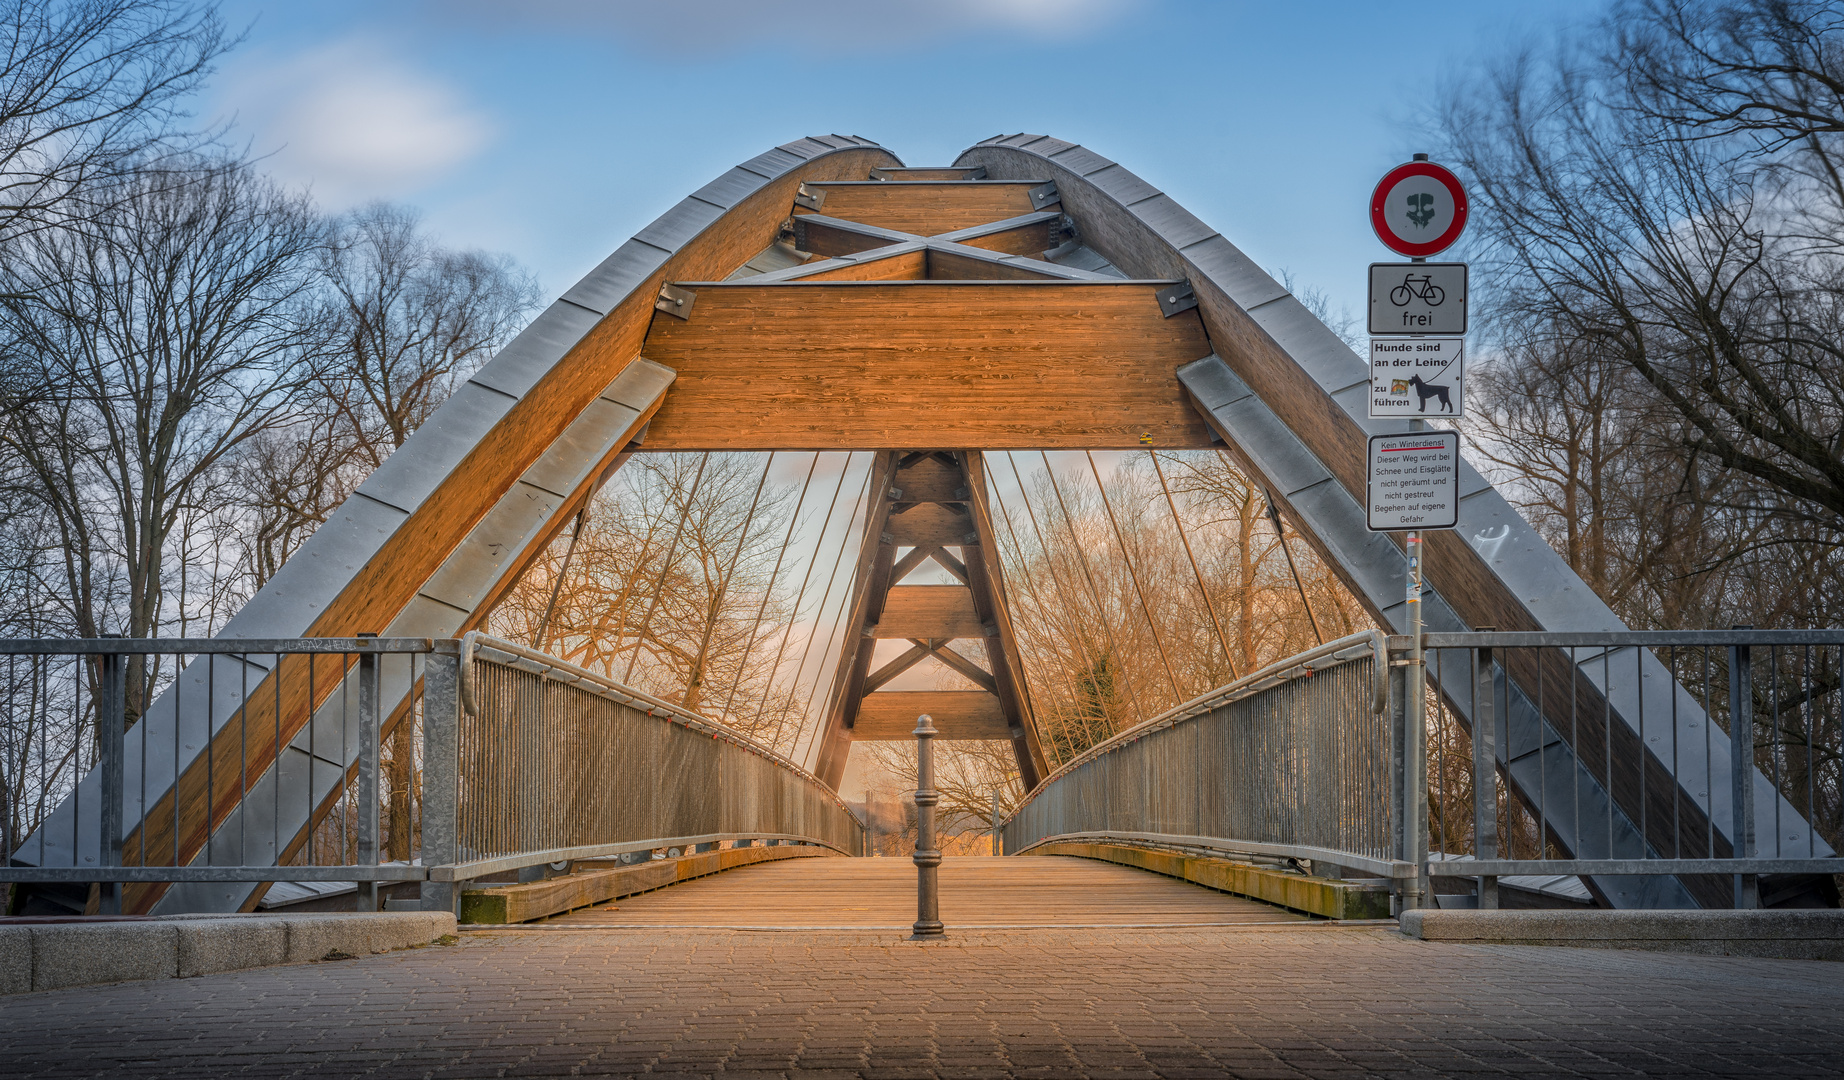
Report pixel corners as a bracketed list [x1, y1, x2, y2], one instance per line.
[0, 926, 1840, 1076]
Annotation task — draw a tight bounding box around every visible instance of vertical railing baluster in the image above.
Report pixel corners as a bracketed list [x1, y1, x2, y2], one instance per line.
[97, 646, 125, 915]
[1728, 630, 1757, 909]
[421, 641, 459, 914]
[357, 634, 380, 912]
[1473, 638, 1497, 909]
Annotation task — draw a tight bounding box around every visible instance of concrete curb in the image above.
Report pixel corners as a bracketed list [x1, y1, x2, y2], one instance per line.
[1400, 909, 1844, 961]
[0, 911, 457, 994]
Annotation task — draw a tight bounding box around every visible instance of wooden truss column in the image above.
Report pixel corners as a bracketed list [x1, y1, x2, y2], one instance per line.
[813, 451, 1049, 791]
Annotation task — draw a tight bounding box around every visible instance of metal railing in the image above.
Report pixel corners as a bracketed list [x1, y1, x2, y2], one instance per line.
[0, 636, 441, 915]
[1, 633, 863, 915]
[1000, 627, 1841, 912]
[1000, 631, 1411, 879]
[1423, 631, 1840, 909]
[438, 633, 864, 883]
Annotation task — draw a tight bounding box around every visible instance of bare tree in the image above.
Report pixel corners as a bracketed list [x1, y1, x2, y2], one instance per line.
[0, 0, 228, 245]
[0, 158, 326, 718]
[319, 203, 540, 465]
[1442, 0, 1844, 531]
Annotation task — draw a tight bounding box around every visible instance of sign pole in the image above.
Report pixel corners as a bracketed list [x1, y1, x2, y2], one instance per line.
[1403, 419, 1429, 911]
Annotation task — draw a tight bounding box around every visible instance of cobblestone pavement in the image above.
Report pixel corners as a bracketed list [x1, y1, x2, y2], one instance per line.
[1, 924, 1839, 1078]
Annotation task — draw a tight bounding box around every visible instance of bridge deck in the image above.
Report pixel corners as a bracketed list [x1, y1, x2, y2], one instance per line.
[533, 853, 1306, 929]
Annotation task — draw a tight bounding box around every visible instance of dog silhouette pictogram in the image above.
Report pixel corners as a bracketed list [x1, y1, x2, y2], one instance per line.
[1407, 375, 1453, 413]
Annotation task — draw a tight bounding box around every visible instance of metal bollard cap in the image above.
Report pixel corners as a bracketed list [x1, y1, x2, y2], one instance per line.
[913, 713, 937, 737]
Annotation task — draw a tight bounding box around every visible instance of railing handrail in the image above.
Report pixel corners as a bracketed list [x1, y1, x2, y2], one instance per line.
[458, 631, 851, 810]
[1005, 629, 1388, 825]
[0, 637, 437, 655]
[1421, 629, 1844, 648]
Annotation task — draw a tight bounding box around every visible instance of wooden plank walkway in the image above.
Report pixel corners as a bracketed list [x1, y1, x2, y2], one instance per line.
[535, 854, 1306, 929]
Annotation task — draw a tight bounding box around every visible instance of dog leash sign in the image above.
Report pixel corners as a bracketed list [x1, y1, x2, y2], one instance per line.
[1369, 337, 1464, 419]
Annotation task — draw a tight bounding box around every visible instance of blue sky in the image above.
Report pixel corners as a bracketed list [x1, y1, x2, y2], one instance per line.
[207, 0, 1606, 319]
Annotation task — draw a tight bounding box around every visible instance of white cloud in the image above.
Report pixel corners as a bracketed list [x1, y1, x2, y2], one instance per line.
[218, 39, 493, 206]
[438, 0, 1144, 54]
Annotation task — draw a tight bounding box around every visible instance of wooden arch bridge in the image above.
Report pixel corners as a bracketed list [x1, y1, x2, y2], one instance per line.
[7, 134, 1835, 922]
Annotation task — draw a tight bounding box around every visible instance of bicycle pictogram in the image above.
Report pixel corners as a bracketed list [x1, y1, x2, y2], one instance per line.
[1388, 273, 1445, 307]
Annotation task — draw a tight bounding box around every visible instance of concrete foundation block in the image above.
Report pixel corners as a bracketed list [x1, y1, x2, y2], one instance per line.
[280, 912, 456, 963]
[176, 917, 287, 977]
[0, 926, 31, 995]
[31, 923, 178, 992]
[1401, 909, 1844, 961]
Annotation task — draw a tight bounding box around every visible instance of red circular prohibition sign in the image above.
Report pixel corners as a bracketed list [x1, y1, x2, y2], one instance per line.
[1370, 161, 1468, 258]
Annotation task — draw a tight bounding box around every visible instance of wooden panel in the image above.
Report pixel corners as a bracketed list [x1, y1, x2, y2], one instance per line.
[871, 167, 987, 181]
[951, 219, 1057, 258]
[892, 455, 966, 503]
[794, 216, 911, 258]
[853, 691, 1008, 740]
[639, 283, 1216, 449]
[797, 182, 1049, 235]
[121, 145, 899, 912]
[925, 248, 1066, 281]
[874, 585, 984, 639]
[887, 502, 977, 547]
[793, 249, 926, 282]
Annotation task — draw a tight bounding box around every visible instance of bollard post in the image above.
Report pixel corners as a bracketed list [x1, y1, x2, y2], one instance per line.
[911, 714, 944, 938]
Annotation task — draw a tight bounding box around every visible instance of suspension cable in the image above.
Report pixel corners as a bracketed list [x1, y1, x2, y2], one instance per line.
[789, 460, 876, 767]
[622, 452, 711, 683]
[1265, 489, 1325, 645]
[1086, 451, 1182, 702]
[533, 505, 587, 650]
[679, 451, 776, 707]
[721, 452, 821, 720]
[755, 453, 854, 748]
[1004, 451, 1133, 739]
[984, 455, 1075, 768]
[1149, 450, 1239, 679]
[1035, 451, 1148, 729]
[768, 453, 863, 752]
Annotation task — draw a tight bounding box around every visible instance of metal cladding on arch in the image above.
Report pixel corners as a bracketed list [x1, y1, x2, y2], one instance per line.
[15, 136, 905, 915]
[953, 132, 1834, 908]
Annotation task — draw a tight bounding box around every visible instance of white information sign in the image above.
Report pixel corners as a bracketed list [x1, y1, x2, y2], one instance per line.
[1368, 262, 1467, 335]
[1369, 337, 1465, 419]
[1366, 431, 1460, 532]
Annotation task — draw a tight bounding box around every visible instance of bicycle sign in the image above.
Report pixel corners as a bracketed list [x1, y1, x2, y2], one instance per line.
[1368, 262, 1467, 334]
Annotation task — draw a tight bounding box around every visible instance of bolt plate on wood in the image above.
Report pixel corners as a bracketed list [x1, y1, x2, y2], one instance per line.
[1156, 281, 1197, 318]
[656, 283, 696, 319]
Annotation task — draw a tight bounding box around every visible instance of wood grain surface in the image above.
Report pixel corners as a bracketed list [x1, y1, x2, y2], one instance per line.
[854, 690, 1006, 740]
[535, 854, 1302, 928]
[797, 182, 1049, 235]
[638, 283, 1216, 449]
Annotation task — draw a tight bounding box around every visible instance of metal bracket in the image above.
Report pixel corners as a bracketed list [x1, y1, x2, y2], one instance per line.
[655, 283, 696, 319]
[1156, 281, 1197, 318]
[1028, 182, 1060, 210]
[794, 182, 826, 211]
[886, 486, 904, 501]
